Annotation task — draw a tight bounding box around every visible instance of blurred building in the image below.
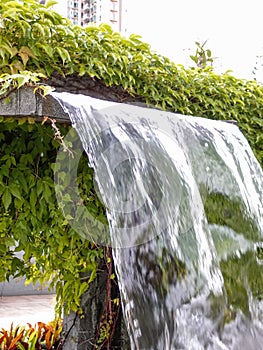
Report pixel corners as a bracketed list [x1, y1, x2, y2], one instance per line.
[50, 0, 127, 33]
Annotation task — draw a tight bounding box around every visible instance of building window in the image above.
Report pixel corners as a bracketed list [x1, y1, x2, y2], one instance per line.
[111, 11, 117, 21]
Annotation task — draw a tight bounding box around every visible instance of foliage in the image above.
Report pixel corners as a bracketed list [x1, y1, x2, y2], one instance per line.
[0, 72, 54, 100]
[0, 119, 105, 316]
[0, 0, 263, 338]
[189, 40, 216, 68]
[0, 321, 62, 350]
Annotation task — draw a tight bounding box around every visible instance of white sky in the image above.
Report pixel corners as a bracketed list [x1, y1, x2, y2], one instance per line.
[124, 0, 263, 81]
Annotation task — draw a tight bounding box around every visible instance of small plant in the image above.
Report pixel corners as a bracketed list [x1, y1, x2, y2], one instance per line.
[190, 40, 216, 68]
[0, 321, 63, 350]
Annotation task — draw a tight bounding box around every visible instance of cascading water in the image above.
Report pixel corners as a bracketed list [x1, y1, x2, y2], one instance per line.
[53, 92, 263, 350]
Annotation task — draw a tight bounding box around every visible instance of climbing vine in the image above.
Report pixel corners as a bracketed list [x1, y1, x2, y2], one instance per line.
[0, 118, 105, 316]
[0, 0, 263, 346]
[0, 0, 262, 162]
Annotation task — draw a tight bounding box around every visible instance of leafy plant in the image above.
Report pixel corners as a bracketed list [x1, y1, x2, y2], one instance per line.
[0, 71, 54, 101]
[0, 321, 62, 350]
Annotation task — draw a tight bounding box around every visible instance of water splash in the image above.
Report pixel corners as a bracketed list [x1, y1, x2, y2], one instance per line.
[53, 92, 263, 350]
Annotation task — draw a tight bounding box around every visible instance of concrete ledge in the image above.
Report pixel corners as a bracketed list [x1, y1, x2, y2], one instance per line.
[0, 87, 70, 123]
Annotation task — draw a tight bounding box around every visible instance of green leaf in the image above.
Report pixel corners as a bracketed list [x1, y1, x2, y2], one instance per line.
[16, 75, 29, 88]
[9, 184, 22, 199]
[30, 189, 37, 208]
[14, 197, 23, 209]
[27, 117, 35, 124]
[32, 22, 48, 38]
[45, 0, 58, 8]
[2, 189, 12, 211]
[79, 282, 88, 297]
[55, 47, 71, 65]
[18, 117, 27, 125]
[79, 64, 87, 76]
[36, 43, 53, 58]
[36, 84, 55, 96]
[36, 180, 44, 196]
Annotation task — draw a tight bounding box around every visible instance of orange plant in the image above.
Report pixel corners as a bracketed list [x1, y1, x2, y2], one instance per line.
[0, 321, 63, 350]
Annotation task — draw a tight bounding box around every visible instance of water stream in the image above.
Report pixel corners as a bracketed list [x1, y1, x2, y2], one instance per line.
[53, 92, 263, 350]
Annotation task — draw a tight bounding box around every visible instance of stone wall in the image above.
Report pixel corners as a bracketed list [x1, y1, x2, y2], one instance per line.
[0, 87, 69, 122]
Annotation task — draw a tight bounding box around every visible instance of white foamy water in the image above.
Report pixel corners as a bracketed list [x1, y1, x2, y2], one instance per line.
[53, 92, 263, 350]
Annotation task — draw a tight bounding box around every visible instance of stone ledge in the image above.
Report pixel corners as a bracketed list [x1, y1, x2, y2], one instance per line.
[0, 87, 70, 123]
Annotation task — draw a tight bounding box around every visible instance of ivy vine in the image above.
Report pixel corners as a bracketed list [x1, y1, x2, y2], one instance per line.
[0, 0, 262, 162]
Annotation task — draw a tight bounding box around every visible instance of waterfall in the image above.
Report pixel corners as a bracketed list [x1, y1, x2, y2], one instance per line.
[52, 92, 263, 350]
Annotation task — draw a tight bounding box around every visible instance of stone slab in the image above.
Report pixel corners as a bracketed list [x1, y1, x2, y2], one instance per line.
[0, 87, 70, 123]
